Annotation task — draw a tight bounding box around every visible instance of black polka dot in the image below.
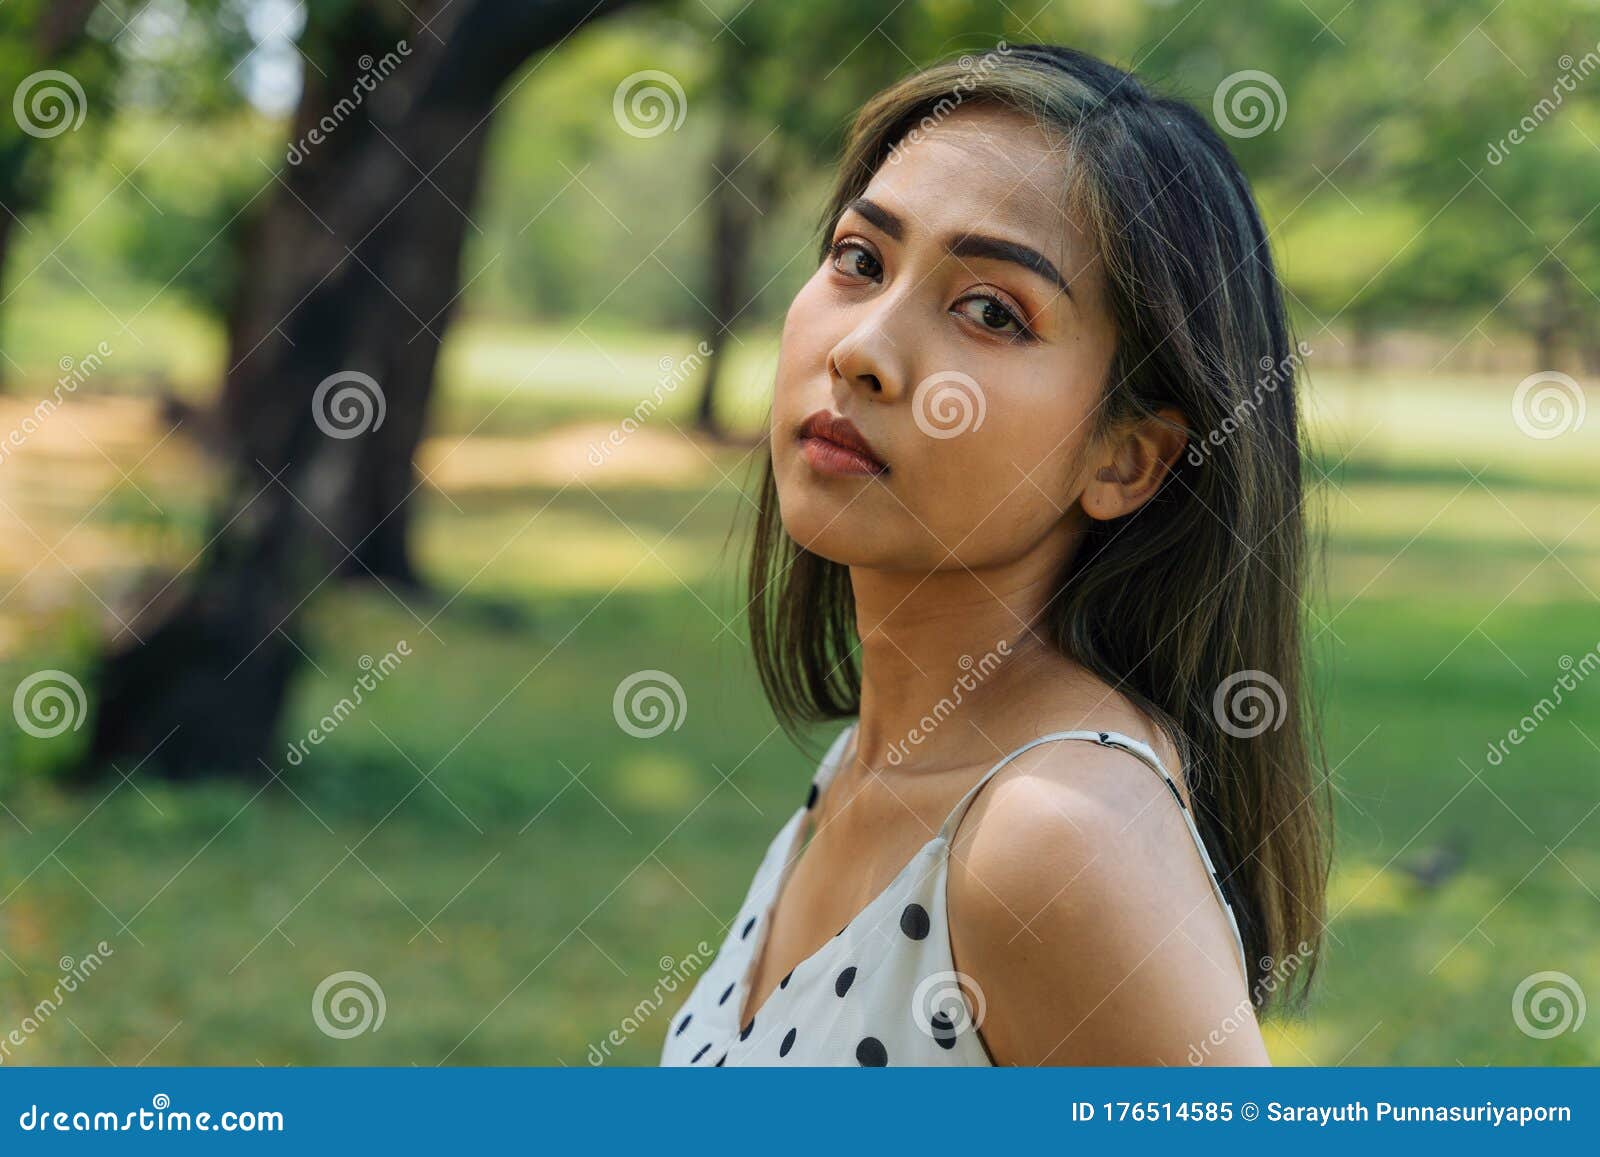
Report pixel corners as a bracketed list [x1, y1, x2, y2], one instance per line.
[930, 1010, 958, 1050]
[714, 1053, 727, 1066]
[855, 1036, 888, 1066]
[717, 982, 734, 1005]
[741, 916, 756, 938]
[1098, 731, 1109, 744]
[739, 1018, 754, 1041]
[806, 782, 819, 809]
[780, 968, 793, 989]
[691, 1042, 711, 1062]
[900, 902, 931, 940]
[835, 966, 857, 997]
[674, 1013, 692, 1036]
[779, 1027, 797, 1057]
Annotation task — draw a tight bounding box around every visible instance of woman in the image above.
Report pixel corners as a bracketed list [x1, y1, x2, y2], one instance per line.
[660, 43, 1327, 1067]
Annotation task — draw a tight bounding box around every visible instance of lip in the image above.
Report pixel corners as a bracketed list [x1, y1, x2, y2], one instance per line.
[797, 410, 888, 477]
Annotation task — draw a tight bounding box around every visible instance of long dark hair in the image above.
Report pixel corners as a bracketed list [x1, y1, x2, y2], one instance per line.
[746, 43, 1329, 1010]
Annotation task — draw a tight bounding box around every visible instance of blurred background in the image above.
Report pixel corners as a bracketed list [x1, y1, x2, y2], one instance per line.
[0, 0, 1596, 1065]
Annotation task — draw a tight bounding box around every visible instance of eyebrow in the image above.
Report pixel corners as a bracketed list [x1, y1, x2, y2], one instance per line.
[842, 196, 1073, 299]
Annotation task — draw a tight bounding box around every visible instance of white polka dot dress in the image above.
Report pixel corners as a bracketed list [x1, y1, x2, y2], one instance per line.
[659, 722, 1247, 1067]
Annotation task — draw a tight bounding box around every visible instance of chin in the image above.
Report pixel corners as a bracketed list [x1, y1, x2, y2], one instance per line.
[773, 481, 876, 564]
[777, 490, 850, 559]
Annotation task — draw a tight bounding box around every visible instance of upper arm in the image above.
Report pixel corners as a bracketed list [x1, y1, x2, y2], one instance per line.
[946, 743, 1266, 1066]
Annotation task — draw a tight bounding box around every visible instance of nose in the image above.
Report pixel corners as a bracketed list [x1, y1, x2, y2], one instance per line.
[826, 303, 909, 403]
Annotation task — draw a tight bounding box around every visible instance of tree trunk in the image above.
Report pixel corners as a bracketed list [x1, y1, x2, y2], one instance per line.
[1531, 263, 1574, 371]
[1348, 316, 1377, 373]
[693, 130, 777, 436]
[85, 0, 646, 781]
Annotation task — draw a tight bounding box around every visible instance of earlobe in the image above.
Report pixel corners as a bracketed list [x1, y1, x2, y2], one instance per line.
[1079, 459, 1128, 522]
[1080, 472, 1120, 521]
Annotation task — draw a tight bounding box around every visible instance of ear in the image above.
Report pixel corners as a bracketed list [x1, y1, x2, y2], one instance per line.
[1079, 406, 1190, 522]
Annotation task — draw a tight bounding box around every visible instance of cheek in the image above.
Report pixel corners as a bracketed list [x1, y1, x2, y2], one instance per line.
[774, 272, 834, 396]
[899, 387, 1092, 561]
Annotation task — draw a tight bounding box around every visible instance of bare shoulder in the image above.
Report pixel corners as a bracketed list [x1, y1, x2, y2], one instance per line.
[945, 736, 1266, 1065]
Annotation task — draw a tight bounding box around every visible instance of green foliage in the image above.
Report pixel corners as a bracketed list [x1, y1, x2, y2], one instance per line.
[115, 114, 278, 314]
[3, 0, 1596, 1070]
[2, 363, 1596, 1063]
[0, 0, 117, 221]
[8, 0, 1598, 346]
[5, 110, 277, 323]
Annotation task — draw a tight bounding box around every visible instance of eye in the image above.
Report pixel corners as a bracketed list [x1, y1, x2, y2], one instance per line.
[953, 293, 1034, 341]
[828, 238, 882, 282]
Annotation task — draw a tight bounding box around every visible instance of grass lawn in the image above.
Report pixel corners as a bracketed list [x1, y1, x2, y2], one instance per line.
[1, 328, 1597, 1066]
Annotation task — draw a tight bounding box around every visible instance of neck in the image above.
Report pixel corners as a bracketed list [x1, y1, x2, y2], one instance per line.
[848, 545, 1076, 774]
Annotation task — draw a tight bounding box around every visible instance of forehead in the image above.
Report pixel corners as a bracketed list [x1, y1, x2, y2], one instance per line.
[859, 103, 1092, 276]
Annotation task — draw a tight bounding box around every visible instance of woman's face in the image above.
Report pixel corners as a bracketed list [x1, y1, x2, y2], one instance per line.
[771, 103, 1119, 574]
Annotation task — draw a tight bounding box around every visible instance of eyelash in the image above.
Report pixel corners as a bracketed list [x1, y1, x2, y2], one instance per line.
[825, 237, 1037, 343]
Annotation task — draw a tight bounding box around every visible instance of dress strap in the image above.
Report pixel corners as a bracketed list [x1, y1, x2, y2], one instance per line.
[806, 722, 860, 806]
[936, 728, 1250, 981]
[936, 729, 1109, 842]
